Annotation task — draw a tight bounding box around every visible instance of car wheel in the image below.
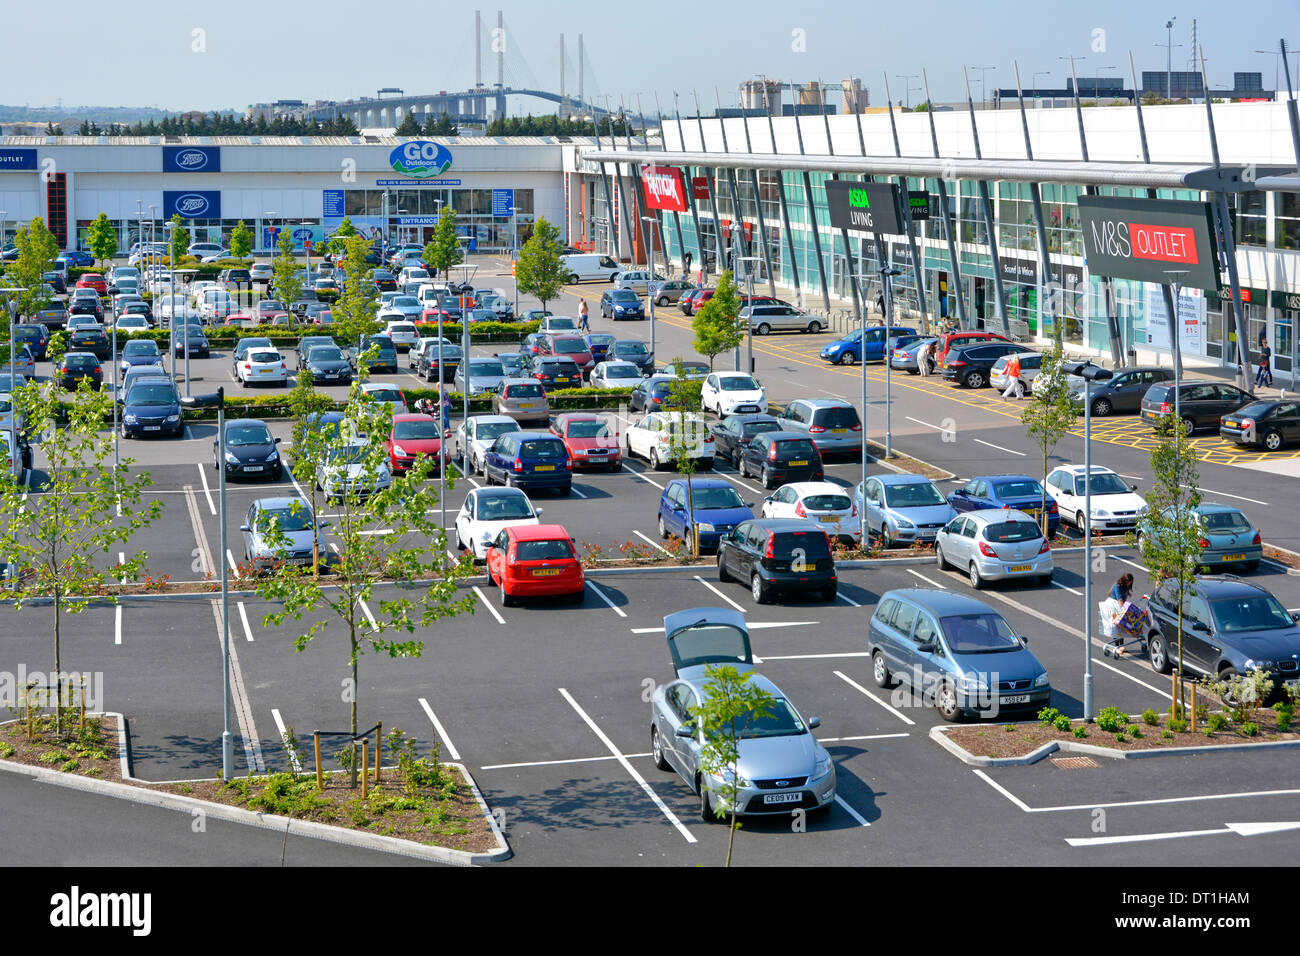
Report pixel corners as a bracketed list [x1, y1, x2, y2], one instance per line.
[935, 544, 948, 570]
[821, 582, 837, 601]
[935, 680, 962, 722]
[756, 323, 771, 336]
[807, 321, 822, 334]
[648, 448, 661, 470]
[1038, 572, 1053, 586]
[651, 726, 670, 771]
[762, 467, 775, 489]
[568, 273, 579, 284]
[1241, 560, 1259, 573]
[1092, 397, 1112, 417]
[1218, 666, 1241, 704]
[1181, 416, 1195, 437]
[964, 370, 985, 389]
[501, 588, 517, 608]
[717, 551, 730, 582]
[751, 572, 769, 604]
[837, 352, 856, 366]
[657, 514, 668, 539]
[657, 296, 670, 307]
[968, 562, 985, 590]
[683, 529, 695, 555]
[1148, 633, 1171, 674]
[698, 776, 717, 822]
[872, 650, 893, 688]
[1262, 429, 1283, 452]
[738, 458, 749, 478]
[1076, 511, 1087, 532]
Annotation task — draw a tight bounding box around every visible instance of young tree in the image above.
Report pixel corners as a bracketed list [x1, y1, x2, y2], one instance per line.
[11, 217, 60, 317]
[0, 379, 161, 732]
[331, 234, 382, 348]
[394, 112, 422, 137]
[514, 216, 566, 314]
[284, 370, 338, 575]
[423, 206, 463, 282]
[1019, 348, 1077, 537]
[665, 370, 706, 558]
[255, 378, 477, 786]
[326, 217, 357, 258]
[168, 214, 190, 263]
[692, 270, 744, 370]
[271, 228, 303, 309]
[689, 663, 776, 867]
[229, 220, 253, 259]
[85, 213, 118, 271]
[1133, 415, 1203, 711]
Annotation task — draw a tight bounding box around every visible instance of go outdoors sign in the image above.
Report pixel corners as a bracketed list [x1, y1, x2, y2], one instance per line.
[825, 181, 904, 235]
[389, 140, 454, 178]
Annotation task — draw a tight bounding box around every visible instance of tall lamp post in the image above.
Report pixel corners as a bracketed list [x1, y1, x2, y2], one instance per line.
[737, 255, 763, 375]
[1163, 269, 1190, 433]
[853, 275, 871, 543]
[510, 205, 520, 315]
[880, 265, 903, 457]
[642, 216, 664, 363]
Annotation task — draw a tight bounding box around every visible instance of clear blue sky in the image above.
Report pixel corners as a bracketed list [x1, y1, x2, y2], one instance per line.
[5, 0, 1297, 113]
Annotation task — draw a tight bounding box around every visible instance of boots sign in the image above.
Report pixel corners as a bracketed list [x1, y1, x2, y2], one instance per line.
[640, 165, 688, 212]
[1078, 196, 1219, 290]
[825, 181, 903, 235]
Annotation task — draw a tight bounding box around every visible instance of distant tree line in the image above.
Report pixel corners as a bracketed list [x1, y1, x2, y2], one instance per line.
[55, 113, 361, 137]
[394, 111, 460, 136]
[484, 114, 632, 137]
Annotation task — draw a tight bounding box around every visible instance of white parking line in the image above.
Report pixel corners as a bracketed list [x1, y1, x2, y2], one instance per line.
[972, 438, 1026, 456]
[270, 708, 302, 772]
[973, 768, 1300, 813]
[569, 485, 589, 499]
[358, 529, 394, 535]
[358, 599, 379, 631]
[480, 752, 653, 771]
[197, 463, 216, 516]
[836, 592, 863, 607]
[114, 605, 122, 646]
[558, 687, 697, 844]
[418, 697, 462, 761]
[818, 733, 911, 743]
[1051, 581, 1083, 596]
[633, 529, 671, 554]
[1094, 656, 1171, 700]
[622, 463, 664, 489]
[585, 580, 627, 617]
[472, 586, 506, 624]
[287, 467, 308, 500]
[226, 550, 240, 578]
[1199, 488, 1268, 506]
[761, 651, 872, 661]
[183, 426, 196, 441]
[906, 568, 947, 589]
[834, 794, 872, 827]
[905, 416, 945, 431]
[694, 574, 747, 613]
[630, 621, 818, 634]
[714, 470, 766, 497]
[1113, 556, 1147, 572]
[237, 601, 254, 642]
[834, 670, 917, 726]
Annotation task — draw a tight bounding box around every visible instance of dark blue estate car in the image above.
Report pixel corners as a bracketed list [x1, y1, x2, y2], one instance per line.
[122, 377, 183, 438]
[948, 474, 1061, 537]
[657, 478, 754, 552]
[483, 431, 572, 495]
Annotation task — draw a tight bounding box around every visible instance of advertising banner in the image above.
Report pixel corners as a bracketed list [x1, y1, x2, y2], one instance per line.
[825, 180, 903, 235]
[1144, 283, 1205, 355]
[1078, 196, 1219, 290]
[0, 148, 38, 171]
[492, 188, 515, 217]
[163, 190, 221, 220]
[163, 146, 221, 173]
[640, 165, 688, 212]
[691, 176, 710, 199]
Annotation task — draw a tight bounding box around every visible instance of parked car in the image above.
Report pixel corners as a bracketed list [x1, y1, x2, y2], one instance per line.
[68, 327, 111, 360]
[774, 398, 862, 458]
[240, 497, 326, 567]
[679, 288, 715, 316]
[701, 372, 767, 417]
[387, 414, 445, 475]
[383, 321, 420, 352]
[358, 382, 407, 412]
[856, 474, 957, 548]
[254, 299, 289, 323]
[821, 326, 919, 365]
[54, 352, 103, 391]
[948, 474, 1060, 538]
[613, 269, 666, 294]
[357, 335, 398, 374]
[657, 478, 754, 552]
[648, 279, 696, 307]
[300, 344, 352, 386]
[625, 412, 715, 470]
[456, 354, 509, 396]
[1044, 464, 1147, 532]
[457, 415, 522, 475]
[933, 331, 1013, 369]
[709, 414, 782, 467]
[590, 360, 642, 390]
[942, 341, 1036, 389]
[736, 432, 824, 488]
[482, 430, 572, 494]
[759, 481, 859, 545]
[744, 304, 823, 335]
[11, 324, 50, 362]
[629, 376, 678, 413]
[1141, 381, 1256, 435]
[1071, 366, 1175, 417]
[989, 352, 1044, 394]
[612, 339, 655, 376]
[484, 524, 584, 606]
[236, 348, 289, 387]
[521, 354, 584, 392]
[583, 332, 618, 363]
[492, 379, 551, 424]
[1219, 398, 1300, 452]
[455, 486, 543, 559]
[118, 339, 164, 377]
[549, 413, 622, 472]
[215, 419, 283, 480]
[1139, 503, 1263, 573]
[716, 518, 838, 603]
[539, 334, 596, 378]
[935, 509, 1054, 588]
[121, 377, 183, 438]
[316, 440, 392, 500]
[600, 289, 645, 320]
[868, 589, 1052, 721]
[170, 318, 210, 358]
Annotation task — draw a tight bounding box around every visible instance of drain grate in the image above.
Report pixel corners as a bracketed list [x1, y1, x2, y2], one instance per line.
[1051, 755, 1099, 770]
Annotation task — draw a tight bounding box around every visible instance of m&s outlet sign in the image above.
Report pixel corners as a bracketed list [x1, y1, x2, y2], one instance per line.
[1078, 196, 1219, 290]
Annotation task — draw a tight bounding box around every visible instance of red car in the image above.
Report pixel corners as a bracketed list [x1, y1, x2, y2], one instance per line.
[255, 299, 289, 323]
[541, 334, 595, 377]
[485, 523, 585, 606]
[680, 288, 715, 316]
[387, 413, 445, 475]
[549, 413, 622, 472]
[934, 331, 1012, 369]
[76, 273, 108, 295]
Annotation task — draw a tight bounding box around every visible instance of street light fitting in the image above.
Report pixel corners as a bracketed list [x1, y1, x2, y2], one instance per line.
[1060, 360, 1113, 381]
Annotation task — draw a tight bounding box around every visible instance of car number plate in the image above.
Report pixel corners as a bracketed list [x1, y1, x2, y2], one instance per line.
[1222, 553, 1246, 561]
[244, 465, 264, 472]
[144, 426, 160, 431]
[830, 428, 848, 435]
[763, 792, 802, 805]
[788, 460, 808, 467]
[533, 568, 561, 576]
[917, 529, 937, 539]
[519, 402, 535, 408]
[819, 516, 838, 523]
[1001, 694, 1031, 705]
[535, 465, 555, 471]
[1222, 421, 1239, 428]
[1008, 564, 1032, 573]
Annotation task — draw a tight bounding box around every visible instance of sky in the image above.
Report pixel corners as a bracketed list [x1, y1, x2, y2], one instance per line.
[3, 0, 1297, 115]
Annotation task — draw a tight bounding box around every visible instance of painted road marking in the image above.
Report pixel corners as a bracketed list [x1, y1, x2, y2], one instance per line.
[472, 586, 506, 624]
[834, 670, 916, 726]
[114, 606, 122, 646]
[907, 568, 947, 589]
[630, 621, 818, 634]
[973, 769, 1300, 814]
[1199, 488, 1268, 506]
[973, 438, 1026, 456]
[270, 708, 302, 772]
[197, 463, 216, 516]
[834, 795, 872, 827]
[633, 529, 671, 554]
[695, 574, 747, 613]
[237, 601, 254, 642]
[586, 580, 627, 617]
[480, 752, 653, 771]
[418, 697, 462, 761]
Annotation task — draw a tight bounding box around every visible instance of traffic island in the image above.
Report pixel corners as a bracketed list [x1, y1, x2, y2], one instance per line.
[0, 713, 510, 864]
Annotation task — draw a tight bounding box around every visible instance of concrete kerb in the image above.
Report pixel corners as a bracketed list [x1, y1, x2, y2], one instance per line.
[0, 712, 511, 865]
[930, 722, 1300, 767]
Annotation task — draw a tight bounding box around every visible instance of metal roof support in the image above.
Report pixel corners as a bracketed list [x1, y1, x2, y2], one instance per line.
[652, 92, 687, 276]
[763, 84, 803, 302]
[883, 73, 931, 335]
[740, 100, 778, 298]
[674, 95, 708, 281]
[623, 96, 654, 268]
[694, 90, 727, 281]
[792, 86, 833, 313]
[605, 97, 636, 262]
[821, 83, 864, 324]
[1012, 62, 1060, 351]
[963, 66, 1011, 337]
[593, 114, 619, 259]
[922, 70, 970, 330]
[1282, 39, 1300, 170]
[714, 88, 753, 273]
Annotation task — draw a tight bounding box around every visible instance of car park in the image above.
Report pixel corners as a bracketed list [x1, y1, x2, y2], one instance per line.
[484, 524, 584, 606]
[1138, 503, 1263, 572]
[775, 398, 862, 458]
[590, 360, 642, 389]
[935, 509, 1054, 588]
[1045, 464, 1146, 532]
[820, 325, 919, 365]
[759, 481, 859, 545]
[1219, 398, 1300, 451]
[549, 413, 622, 472]
[868, 589, 1052, 721]
[701, 371, 767, 416]
[456, 415, 522, 475]
[600, 289, 645, 320]
[240, 497, 326, 567]
[942, 341, 1036, 389]
[1141, 381, 1256, 435]
[455, 486, 544, 559]
[492, 379, 551, 424]
[948, 475, 1060, 538]
[236, 348, 289, 387]
[121, 377, 183, 438]
[716, 518, 838, 603]
[54, 352, 103, 391]
[387, 414, 445, 475]
[624, 411, 715, 470]
[651, 607, 836, 819]
[744, 304, 822, 335]
[857, 474, 957, 548]
[214, 419, 283, 480]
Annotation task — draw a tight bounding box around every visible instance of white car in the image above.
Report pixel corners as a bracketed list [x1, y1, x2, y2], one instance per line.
[236, 348, 289, 387]
[383, 321, 419, 352]
[613, 269, 666, 294]
[249, 263, 273, 283]
[454, 486, 543, 560]
[189, 243, 224, 261]
[114, 315, 151, 334]
[380, 295, 424, 321]
[1045, 464, 1147, 532]
[317, 440, 392, 500]
[590, 360, 644, 389]
[358, 382, 408, 412]
[198, 289, 237, 323]
[189, 280, 218, 304]
[990, 352, 1043, 395]
[701, 371, 768, 416]
[0, 430, 31, 480]
[456, 414, 522, 475]
[759, 481, 861, 544]
[399, 267, 431, 292]
[624, 412, 715, 470]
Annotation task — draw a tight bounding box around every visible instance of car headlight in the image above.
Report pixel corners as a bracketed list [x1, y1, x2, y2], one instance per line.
[958, 674, 988, 692]
[696, 522, 715, 533]
[393, 444, 408, 457]
[124, 414, 138, 424]
[1034, 671, 1051, 688]
[813, 752, 832, 780]
[224, 452, 239, 464]
[1094, 508, 1111, 517]
[165, 414, 180, 423]
[893, 516, 915, 530]
[1244, 659, 1275, 672]
[266, 451, 279, 462]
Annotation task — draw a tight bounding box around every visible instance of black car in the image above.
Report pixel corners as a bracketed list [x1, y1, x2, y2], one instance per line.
[1141, 381, 1256, 435]
[716, 518, 838, 603]
[55, 352, 103, 390]
[369, 269, 397, 292]
[42, 271, 67, 295]
[710, 414, 783, 466]
[522, 354, 582, 391]
[214, 418, 283, 481]
[68, 297, 104, 321]
[629, 376, 678, 412]
[736, 431, 825, 489]
[941, 342, 1035, 388]
[495, 351, 526, 378]
[68, 327, 111, 360]
[358, 335, 398, 374]
[222, 268, 252, 287]
[1143, 575, 1300, 691]
[612, 339, 655, 376]
[118, 301, 153, 323]
[1076, 366, 1176, 416]
[12, 324, 50, 361]
[417, 342, 462, 383]
[301, 344, 354, 386]
[1219, 399, 1300, 451]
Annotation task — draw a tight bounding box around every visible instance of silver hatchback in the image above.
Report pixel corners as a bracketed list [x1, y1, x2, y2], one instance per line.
[934, 509, 1054, 589]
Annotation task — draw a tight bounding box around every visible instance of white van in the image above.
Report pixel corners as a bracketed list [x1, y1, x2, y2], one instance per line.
[199, 289, 237, 323]
[562, 253, 621, 284]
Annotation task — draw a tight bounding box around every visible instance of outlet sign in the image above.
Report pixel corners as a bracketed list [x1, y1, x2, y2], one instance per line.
[1078, 196, 1219, 290]
[826, 181, 903, 235]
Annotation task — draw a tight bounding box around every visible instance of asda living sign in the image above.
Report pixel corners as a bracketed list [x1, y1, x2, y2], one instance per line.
[826, 181, 903, 235]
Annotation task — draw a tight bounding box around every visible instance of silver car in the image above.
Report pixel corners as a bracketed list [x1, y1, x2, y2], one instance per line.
[492, 378, 551, 424]
[240, 496, 329, 567]
[775, 398, 862, 457]
[743, 304, 823, 335]
[856, 474, 957, 548]
[454, 357, 507, 397]
[590, 360, 644, 389]
[614, 269, 666, 294]
[650, 607, 835, 821]
[457, 414, 522, 475]
[934, 509, 1054, 589]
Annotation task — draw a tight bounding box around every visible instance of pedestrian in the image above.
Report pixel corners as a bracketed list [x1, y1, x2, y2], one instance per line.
[1001, 353, 1024, 399]
[1256, 339, 1274, 388]
[578, 299, 590, 333]
[683, 250, 693, 278]
[917, 338, 934, 378]
[439, 388, 452, 439]
[1107, 572, 1137, 655]
[874, 288, 885, 316]
[1110, 572, 1133, 604]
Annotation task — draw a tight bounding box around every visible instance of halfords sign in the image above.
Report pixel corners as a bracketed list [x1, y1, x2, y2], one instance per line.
[640, 165, 688, 212]
[389, 140, 454, 178]
[163, 146, 221, 173]
[1078, 196, 1219, 290]
[825, 181, 904, 235]
[163, 190, 221, 219]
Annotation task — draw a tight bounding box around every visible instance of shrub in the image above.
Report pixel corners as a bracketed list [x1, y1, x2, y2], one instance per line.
[1240, 722, 1259, 738]
[1072, 726, 1088, 739]
[1096, 706, 1129, 733]
[1161, 729, 1175, 740]
[1167, 717, 1188, 733]
[1126, 724, 1143, 739]
[1273, 702, 1293, 733]
[1115, 733, 1128, 743]
[1141, 708, 1159, 726]
[1037, 706, 1062, 727]
[1053, 715, 1072, 733]
[1003, 723, 1015, 733]
[1206, 712, 1229, 732]
[0, 741, 14, 758]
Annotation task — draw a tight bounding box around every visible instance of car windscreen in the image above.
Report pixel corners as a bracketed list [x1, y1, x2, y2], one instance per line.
[1200, 510, 1251, 533]
[551, 339, 586, 354]
[940, 613, 1022, 653]
[689, 486, 745, 510]
[884, 482, 947, 507]
[393, 420, 442, 440]
[238, 339, 272, 352]
[772, 439, 818, 459]
[719, 376, 759, 391]
[477, 421, 519, 441]
[327, 445, 368, 464]
[126, 385, 177, 405]
[520, 439, 565, 459]
[566, 421, 612, 439]
[669, 623, 750, 670]
[365, 388, 403, 403]
[219, 422, 270, 446]
[770, 531, 830, 558]
[256, 508, 315, 533]
[615, 342, 648, 356]
[609, 290, 638, 301]
[514, 539, 574, 561]
[984, 520, 1042, 543]
[469, 361, 504, 377]
[546, 317, 578, 329]
[260, 301, 286, 312]
[1076, 473, 1129, 496]
[63, 354, 98, 368]
[811, 406, 860, 428]
[476, 494, 534, 520]
[308, 347, 345, 362]
[506, 383, 544, 398]
[122, 341, 158, 355]
[802, 493, 851, 512]
[1210, 596, 1294, 633]
[604, 365, 639, 378]
[993, 479, 1043, 498]
[736, 698, 806, 739]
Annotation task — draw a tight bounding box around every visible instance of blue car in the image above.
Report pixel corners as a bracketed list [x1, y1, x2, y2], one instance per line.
[657, 478, 754, 552]
[121, 377, 183, 438]
[820, 325, 918, 365]
[57, 250, 95, 269]
[600, 289, 645, 320]
[483, 431, 572, 495]
[948, 474, 1061, 538]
